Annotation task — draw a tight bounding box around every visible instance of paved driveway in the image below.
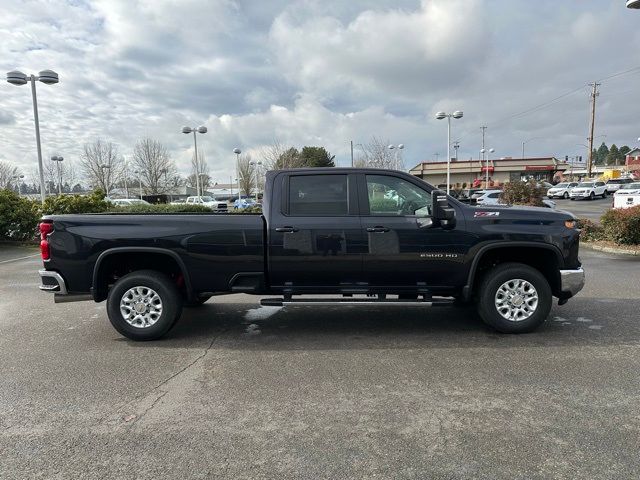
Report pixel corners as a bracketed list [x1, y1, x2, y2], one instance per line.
[1, 245, 639, 479]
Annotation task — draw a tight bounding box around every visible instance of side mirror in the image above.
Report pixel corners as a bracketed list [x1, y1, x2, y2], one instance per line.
[431, 189, 456, 229]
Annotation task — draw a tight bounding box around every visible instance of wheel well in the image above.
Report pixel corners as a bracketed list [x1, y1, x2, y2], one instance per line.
[470, 247, 561, 297]
[93, 252, 189, 302]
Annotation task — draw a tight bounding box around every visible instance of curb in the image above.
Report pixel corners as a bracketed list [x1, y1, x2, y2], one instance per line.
[582, 242, 640, 256]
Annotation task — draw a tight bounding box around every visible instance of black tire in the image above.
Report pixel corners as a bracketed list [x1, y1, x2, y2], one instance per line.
[185, 295, 212, 307]
[106, 270, 183, 341]
[589, 191, 595, 200]
[602, 190, 607, 198]
[563, 192, 569, 199]
[476, 262, 552, 334]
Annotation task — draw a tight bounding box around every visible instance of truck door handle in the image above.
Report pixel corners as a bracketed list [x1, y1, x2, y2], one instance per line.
[275, 226, 299, 233]
[366, 226, 390, 233]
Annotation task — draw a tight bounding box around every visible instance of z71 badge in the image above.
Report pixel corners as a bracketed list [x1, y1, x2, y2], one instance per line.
[474, 211, 500, 217]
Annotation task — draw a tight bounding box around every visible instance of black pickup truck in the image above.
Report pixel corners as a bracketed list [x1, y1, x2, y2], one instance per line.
[38, 168, 585, 340]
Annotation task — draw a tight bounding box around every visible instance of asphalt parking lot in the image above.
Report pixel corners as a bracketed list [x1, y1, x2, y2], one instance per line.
[552, 196, 612, 222]
[1, 245, 639, 479]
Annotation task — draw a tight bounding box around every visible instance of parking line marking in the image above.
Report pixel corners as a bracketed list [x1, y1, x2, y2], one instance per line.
[0, 254, 40, 265]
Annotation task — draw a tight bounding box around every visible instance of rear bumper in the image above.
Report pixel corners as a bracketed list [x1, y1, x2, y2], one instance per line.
[560, 268, 585, 297]
[39, 269, 93, 302]
[39, 269, 68, 294]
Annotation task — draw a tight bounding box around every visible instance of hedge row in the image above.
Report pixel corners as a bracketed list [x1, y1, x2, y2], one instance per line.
[0, 189, 262, 242]
[576, 205, 640, 245]
[3, 188, 638, 245]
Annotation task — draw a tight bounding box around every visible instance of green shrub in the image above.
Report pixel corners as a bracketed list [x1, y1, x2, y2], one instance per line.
[600, 206, 640, 245]
[576, 218, 604, 242]
[110, 203, 212, 214]
[42, 190, 110, 215]
[229, 205, 263, 214]
[0, 189, 40, 241]
[499, 181, 544, 207]
[369, 198, 398, 213]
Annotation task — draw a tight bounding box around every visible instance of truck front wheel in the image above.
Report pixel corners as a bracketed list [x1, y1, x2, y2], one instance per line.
[477, 263, 552, 333]
[106, 270, 183, 341]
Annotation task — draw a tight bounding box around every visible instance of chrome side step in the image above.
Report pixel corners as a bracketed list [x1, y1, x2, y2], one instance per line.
[260, 298, 454, 307]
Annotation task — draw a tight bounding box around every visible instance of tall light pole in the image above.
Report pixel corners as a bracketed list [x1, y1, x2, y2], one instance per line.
[436, 110, 464, 194]
[233, 148, 241, 199]
[6, 69, 59, 204]
[480, 148, 495, 186]
[123, 157, 130, 198]
[101, 164, 110, 197]
[134, 170, 143, 199]
[249, 160, 263, 201]
[12, 174, 25, 196]
[522, 137, 541, 159]
[387, 144, 404, 170]
[50, 155, 64, 195]
[182, 126, 207, 197]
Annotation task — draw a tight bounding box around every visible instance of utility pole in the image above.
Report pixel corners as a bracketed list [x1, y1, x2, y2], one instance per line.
[587, 82, 600, 178]
[350, 140, 354, 167]
[480, 126, 487, 183]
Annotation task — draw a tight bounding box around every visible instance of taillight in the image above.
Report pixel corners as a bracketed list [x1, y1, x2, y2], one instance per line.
[39, 221, 53, 260]
[40, 240, 50, 260]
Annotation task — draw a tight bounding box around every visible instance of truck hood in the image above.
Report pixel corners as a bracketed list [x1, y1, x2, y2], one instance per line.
[465, 204, 576, 222]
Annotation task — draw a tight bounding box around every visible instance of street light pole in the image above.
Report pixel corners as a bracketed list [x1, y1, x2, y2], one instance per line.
[436, 110, 464, 194]
[12, 175, 25, 196]
[6, 70, 59, 204]
[134, 170, 143, 199]
[51, 155, 64, 194]
[182, 126, 207, 197]
[481, 148, 495, 186]
[101, 164, 111, 197]
[233, 148, 241, 199]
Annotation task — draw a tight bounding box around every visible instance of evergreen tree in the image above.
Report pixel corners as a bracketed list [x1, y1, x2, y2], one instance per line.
[299, 146, 335, 167]
[595, 142, 609, 165]
[605, 144, 620, 166]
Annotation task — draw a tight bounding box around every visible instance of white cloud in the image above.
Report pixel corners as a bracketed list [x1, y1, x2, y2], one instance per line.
[1, 0, 640, 187]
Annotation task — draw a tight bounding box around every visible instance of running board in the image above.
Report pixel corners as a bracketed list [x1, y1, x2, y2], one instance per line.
[260, 298, 454, 307]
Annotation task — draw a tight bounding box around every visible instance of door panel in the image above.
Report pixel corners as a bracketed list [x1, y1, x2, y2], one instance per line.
[268, 173, 365, 289]
[360, 173, 471, 288]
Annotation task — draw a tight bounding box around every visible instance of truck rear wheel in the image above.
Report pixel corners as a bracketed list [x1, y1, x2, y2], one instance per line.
[106, 270, 183, 341]
[477, 263, 551, 333]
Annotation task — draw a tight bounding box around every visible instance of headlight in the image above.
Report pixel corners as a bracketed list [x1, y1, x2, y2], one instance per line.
[565, 220, 576, 229]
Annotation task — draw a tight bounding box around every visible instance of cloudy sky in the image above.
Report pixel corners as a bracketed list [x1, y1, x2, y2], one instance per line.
[1, 0, 640, 184]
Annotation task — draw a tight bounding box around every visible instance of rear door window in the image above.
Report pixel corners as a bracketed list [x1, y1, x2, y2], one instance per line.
[288, 175, 348, 216]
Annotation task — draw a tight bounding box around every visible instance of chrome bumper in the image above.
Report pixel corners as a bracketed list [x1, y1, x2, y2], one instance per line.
[39, 269, 68, 295]
[560, 268, 585, 297]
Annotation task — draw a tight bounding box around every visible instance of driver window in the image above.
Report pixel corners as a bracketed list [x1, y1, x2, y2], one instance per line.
[366, 175, 432, 217]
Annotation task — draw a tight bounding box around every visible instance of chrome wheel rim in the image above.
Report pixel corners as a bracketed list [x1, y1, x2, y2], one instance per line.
[120, 286, 163, 328]
[494, 279, 538, 322]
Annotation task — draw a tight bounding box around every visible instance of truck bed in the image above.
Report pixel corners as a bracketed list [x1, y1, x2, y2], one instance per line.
[44, 213, 265, 295]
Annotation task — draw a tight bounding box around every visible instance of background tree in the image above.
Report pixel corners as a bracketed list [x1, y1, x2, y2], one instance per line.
[605, 144, 620, 166]
[619, 145, 631, 159]
[186, 149, 211, 193]
[43, 158, 77, 194]
[354, 136, 400, 169]
[261, 140, 305, 170]
[132, 138, 176, 194]
[79, 140, 124, 194]
[299, 146, 335, 167]
[237, 153, 256, 197]
[594, 142, 609, 165]
[0, 161, 19, 190]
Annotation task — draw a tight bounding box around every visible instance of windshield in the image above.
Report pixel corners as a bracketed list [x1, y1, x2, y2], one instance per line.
[621, 183, 640, 190]
[577, 182, 594, 187]
[554, 183, 568, 188]
[200, 196, 213, 202]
